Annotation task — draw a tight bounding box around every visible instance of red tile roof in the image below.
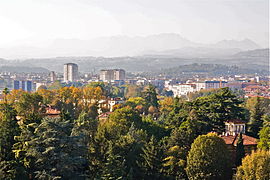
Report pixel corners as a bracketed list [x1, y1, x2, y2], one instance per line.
[221, 134, 258, 146]
[225, 119, 246, 124]
[45, 107, 60, 115]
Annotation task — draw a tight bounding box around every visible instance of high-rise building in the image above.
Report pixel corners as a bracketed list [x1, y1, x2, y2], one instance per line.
[50, 71, 56, 82]
[100, 69, 125, 82]
[63, 63, 79, 82]
[114, 69, 125, 80]
[13, 80, 33, 92]
[13, 80, 20, 90]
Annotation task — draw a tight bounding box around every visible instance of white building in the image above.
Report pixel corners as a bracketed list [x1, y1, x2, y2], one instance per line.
[108, 98, 124, 112]
[170, 84, 196, 97]
[195, 81, 227, 91]
[63, 63, 79, 83]
[225, 119, 246, 136]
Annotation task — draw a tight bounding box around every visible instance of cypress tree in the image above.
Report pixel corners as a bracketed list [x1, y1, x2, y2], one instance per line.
[235, 133, 245, 167]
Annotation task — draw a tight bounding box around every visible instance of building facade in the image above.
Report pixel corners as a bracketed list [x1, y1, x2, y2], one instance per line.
[50, 71, 56, 82]
[195, 81, 227, 91]
[13, 80, 33, 92]
[221, 119, 258, 168]
[63, 63, 79, 83]
[169, 84, 196, 97]
[100, 69, 125, 82]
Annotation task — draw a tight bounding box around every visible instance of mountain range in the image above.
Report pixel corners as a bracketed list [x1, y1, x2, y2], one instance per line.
[0, 33, 263, 59]
[0, 48, 267, 74]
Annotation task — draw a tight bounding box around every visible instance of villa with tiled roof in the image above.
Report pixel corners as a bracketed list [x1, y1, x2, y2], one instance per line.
[220, 119, 258, 167]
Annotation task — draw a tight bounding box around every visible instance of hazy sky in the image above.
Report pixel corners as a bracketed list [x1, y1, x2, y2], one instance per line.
[0, 0, 268, 48]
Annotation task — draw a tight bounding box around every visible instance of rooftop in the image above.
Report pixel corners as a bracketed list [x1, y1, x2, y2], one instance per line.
[221, 134, 258, 146]
[225, 119, 246, 124]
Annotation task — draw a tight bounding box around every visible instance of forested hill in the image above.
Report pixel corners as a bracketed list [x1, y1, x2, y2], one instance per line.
[0, 66, 49, 73]
[0, 48, 268, 73]
[143, 63, 267, 77]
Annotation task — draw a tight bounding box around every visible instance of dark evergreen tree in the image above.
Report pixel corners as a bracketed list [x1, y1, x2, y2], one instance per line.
[139, 136, 163, 179]
[247, 97, 265, 138]
[143, 84, 159, 108]
[100, 143, 124, 180]
[0, 160, 28, 180]
[235, 133, 245, 167]
[192, 87, 245, 133]
[14, 117, 88, 179]
[0, 103, 20, 161]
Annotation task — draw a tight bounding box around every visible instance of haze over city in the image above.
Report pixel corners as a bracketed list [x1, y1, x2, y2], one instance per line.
[0, 1, 270, 180]
[0, 0, 268, 58]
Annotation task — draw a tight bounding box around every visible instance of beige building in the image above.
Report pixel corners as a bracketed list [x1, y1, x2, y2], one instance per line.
[100, 69, 125, 82]
[63, 63, 79, 82]
[50, 71, 56, 82]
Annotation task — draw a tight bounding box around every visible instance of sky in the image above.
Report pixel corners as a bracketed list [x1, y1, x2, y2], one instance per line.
[0, 0, 268, 48]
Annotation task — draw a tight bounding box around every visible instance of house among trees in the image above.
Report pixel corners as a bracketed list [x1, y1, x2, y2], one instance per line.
[221, 119, 258, 167]
[224, 119, 246, 136]
[45, 106, 61, 118]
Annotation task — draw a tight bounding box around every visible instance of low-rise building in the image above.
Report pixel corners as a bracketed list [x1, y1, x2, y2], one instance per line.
[220, 119, 258, 167]
[108, 98, 124, 112]
[170, 84, 196, 97]
[195, 80, 227, 91]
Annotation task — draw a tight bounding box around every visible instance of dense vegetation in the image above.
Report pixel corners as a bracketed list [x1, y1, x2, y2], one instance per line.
[0, 84, 269, 179]
[141, 63, 268, 78]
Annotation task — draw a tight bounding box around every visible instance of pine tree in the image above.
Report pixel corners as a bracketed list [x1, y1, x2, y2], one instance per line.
[0, 103, 20, 161]
[247, 97, 265, 138]
[14, 117, 88, 179]
[143, 84, 159, 108]
[101, 143, 124, 180]
[139, 136, 163, 179]
[0, 89, 26, 179]
[235, 133, 245, 167]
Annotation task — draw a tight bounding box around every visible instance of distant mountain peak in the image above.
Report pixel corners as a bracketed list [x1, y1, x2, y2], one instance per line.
[214, 38, 260, 50]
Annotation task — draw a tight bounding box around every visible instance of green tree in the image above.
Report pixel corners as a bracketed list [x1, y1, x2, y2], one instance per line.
[14, 93, 44, 123]
[247, 97, 266, 138]
[0, 103, 20, 161]
[262, 114, 270, 127]
[186, 133, 231, 180]
[163, 145, 187, 179]
[14, 117, 88, 179]
[258, 127, 270, 150]
[142, 84, 159, 108]
[0, 99, 25, 180]
[100, 143, 124, 180]
[124, 85, 143, 99]
[0, 160, 27, 180]
[139, 136, 163, 179]
[235, 133, 245, 166]
[164, 112, 208, 179]
[115, 124, 147, 179]
[192, 87, 245, 133]
[236, 150, 270, 180]
[104, 107, 142, 139]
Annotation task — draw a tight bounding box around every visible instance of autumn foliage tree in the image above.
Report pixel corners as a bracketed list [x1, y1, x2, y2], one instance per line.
[236, 150, 270, 180]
